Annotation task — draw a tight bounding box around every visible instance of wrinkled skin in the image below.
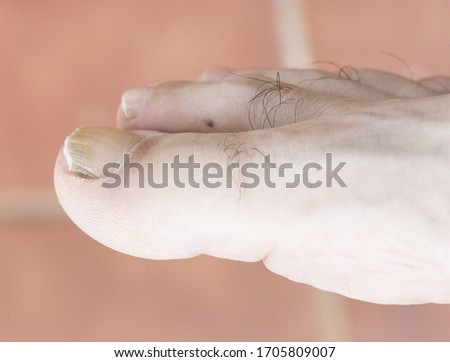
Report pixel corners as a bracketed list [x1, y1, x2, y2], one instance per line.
[55, 67, 450, 304]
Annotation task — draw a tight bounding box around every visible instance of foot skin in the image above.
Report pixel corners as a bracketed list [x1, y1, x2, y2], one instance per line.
[55, 68, 450, 304]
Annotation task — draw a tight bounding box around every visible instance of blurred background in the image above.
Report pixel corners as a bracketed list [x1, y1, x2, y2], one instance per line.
[1, 0, 450, 341]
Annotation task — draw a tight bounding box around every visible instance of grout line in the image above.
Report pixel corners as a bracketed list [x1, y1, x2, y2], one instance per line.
[271, 0, 314, 67]
[0, 189, 66, 221]
[271, 0, 353, 341]
[312, 290, 353, 341]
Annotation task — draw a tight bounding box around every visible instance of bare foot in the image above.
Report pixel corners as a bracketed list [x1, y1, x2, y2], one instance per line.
[55, 67, 450, 304]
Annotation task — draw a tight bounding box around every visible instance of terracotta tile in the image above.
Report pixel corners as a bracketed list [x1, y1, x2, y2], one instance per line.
[304, 0, 450, 76]
[346, 299, 450, 341]
[0, 221, 317, 341]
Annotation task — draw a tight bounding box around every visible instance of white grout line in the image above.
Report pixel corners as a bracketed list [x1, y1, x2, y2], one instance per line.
[0, 189, 66, 221]
[272, 0, 314, 68]
[271, 0, 353, 341]
[312, 290, 353, 341]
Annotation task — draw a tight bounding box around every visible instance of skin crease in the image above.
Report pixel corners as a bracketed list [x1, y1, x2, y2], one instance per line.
[55, 67, 450, 305]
